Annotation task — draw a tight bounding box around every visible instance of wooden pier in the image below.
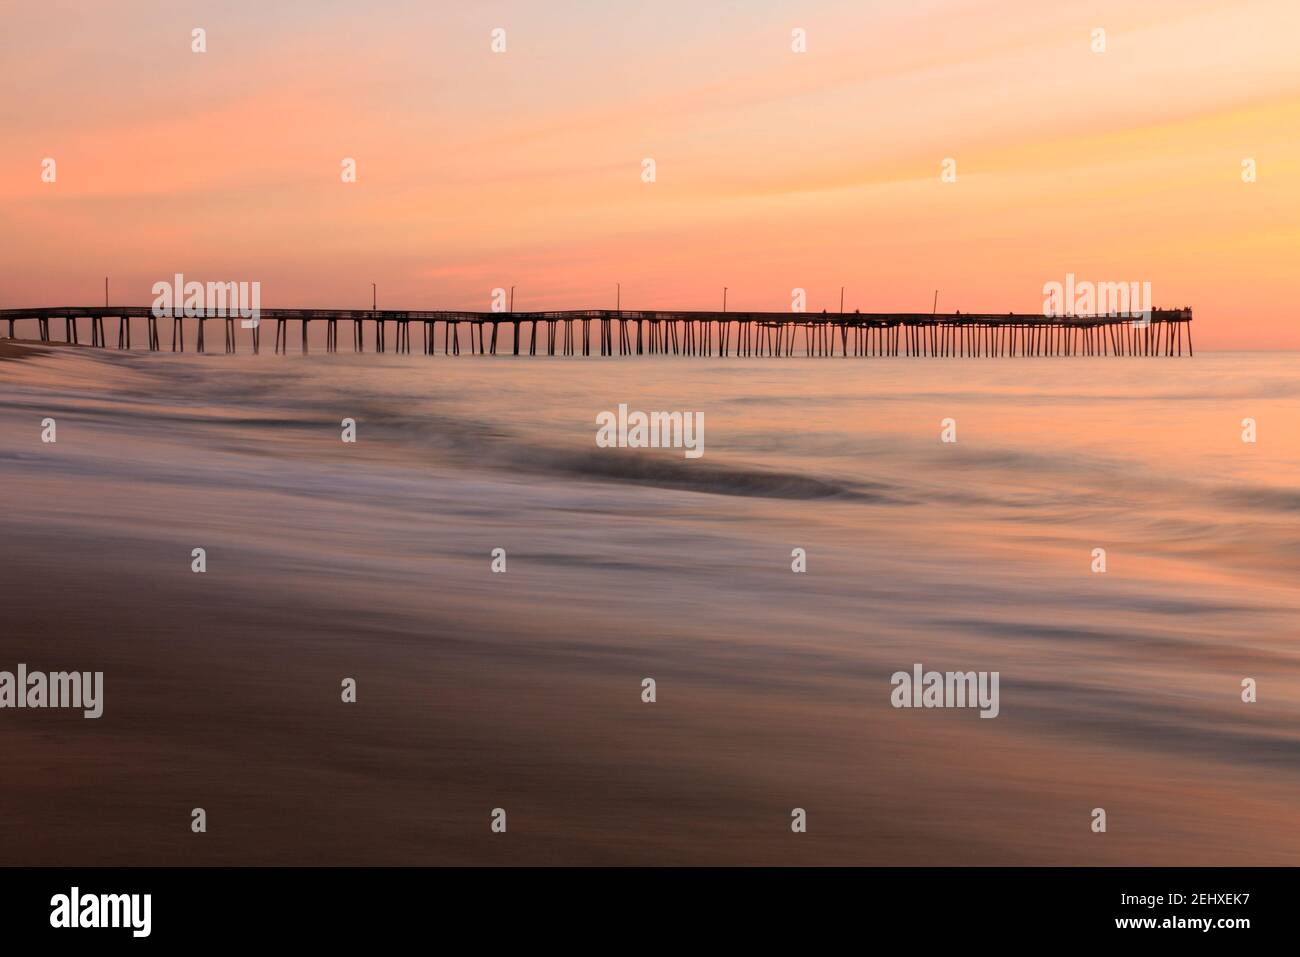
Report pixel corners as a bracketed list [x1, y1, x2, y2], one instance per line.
[0, 306, 1194, 357]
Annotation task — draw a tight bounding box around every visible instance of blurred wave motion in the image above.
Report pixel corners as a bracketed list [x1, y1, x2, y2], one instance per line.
[1, 345, 1298, 865]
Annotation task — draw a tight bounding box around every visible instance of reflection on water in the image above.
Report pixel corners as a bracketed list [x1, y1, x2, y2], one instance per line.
[1, 345, 1298, 864]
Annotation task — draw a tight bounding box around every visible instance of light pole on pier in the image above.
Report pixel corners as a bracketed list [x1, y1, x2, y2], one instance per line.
[372, 283, 377, 312]
[723, 287, 728, 313]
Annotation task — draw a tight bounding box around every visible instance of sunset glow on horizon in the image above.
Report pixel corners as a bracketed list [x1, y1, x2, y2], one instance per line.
[2, 0, 1297, 348]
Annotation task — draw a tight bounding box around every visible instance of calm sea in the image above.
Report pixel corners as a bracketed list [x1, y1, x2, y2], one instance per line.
[1, 346, 1297, 864]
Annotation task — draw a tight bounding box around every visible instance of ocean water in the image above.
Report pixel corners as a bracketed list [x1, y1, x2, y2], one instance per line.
[2, 344, 1298, 864]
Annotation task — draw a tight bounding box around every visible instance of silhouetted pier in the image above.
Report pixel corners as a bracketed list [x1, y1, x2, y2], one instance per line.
[0, 306, 1194, 357]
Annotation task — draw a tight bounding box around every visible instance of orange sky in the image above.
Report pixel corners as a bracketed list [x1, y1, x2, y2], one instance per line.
[1, 0, 1297, 348]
